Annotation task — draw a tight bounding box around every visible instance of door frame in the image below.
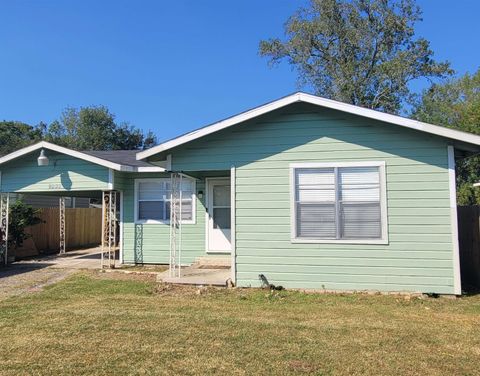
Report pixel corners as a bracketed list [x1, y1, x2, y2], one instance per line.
[205, 177, 231, 254]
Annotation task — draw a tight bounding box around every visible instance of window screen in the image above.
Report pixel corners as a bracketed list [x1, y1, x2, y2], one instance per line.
[294, 166, 382, 240]
[136, 178, 194, 222]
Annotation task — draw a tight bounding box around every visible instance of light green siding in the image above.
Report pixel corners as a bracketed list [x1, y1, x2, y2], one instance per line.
[115, 172, 207, 264]
[160, 103, 455, 294]
[0, 151, 110, 193]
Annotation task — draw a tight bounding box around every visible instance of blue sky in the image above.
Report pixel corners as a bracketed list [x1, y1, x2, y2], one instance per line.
[0, 0, 479, 142]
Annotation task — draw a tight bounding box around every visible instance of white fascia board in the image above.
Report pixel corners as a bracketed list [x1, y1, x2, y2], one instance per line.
[0, 141, 134, 171]
[135, 166, 166, 172]
[299, 93, 480, 146]
[136, 92, 480, 160]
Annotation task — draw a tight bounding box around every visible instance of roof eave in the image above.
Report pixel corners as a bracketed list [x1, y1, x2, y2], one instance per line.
[0, 141, 127, 171]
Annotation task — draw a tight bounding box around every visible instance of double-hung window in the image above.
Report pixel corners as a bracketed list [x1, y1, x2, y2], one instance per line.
[135, 178, 195, 224]
[291, 162, 387, 243]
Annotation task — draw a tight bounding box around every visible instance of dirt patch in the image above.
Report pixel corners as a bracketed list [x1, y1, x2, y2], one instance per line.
[195, 265, 230, 270]
[287, 359, 321, 373]
[153, 282, 225, 297]
[116, 264, 169, 273]
[87, 269, 158, 283]
[0, 266, 75, 300]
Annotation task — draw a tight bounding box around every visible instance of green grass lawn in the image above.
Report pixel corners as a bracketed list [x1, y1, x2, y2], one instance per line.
[0, 272, 479, 376]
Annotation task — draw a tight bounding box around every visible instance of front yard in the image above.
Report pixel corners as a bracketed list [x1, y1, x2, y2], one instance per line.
[0, 271, 479, 375]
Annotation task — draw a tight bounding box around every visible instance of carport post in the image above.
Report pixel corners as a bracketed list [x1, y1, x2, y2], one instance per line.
[59, 197, 66, 254]
[101, 191, 117, 269]
[0, 193, 10, 265]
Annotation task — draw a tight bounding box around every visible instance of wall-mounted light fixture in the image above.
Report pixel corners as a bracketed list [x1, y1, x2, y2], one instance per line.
[198, 190, 203, 199]
[37, 149, 49, 166]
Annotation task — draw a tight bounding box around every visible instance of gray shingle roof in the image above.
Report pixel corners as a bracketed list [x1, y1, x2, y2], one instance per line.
[82, 150, 154, 167]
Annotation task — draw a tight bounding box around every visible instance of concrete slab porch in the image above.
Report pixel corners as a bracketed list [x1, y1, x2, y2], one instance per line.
[159, 265, 231, 287]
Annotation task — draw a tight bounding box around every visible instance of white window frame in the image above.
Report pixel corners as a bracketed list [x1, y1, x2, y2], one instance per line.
[289, 161, 388, 244]
[134, 178, 196, 225]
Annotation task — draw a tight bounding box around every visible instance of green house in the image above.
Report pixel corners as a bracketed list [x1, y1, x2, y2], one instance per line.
[2, 92, 480, 295]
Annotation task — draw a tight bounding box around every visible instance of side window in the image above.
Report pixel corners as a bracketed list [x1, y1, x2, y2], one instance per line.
[293, 163, 386, 243]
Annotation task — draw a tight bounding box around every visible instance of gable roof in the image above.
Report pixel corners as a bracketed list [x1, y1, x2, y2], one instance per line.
[0, 141, 164, 172]
[137, 92, 480, 160]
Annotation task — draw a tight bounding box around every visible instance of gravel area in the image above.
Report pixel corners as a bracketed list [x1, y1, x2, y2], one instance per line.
[0, 265, 75, 299]
[0, 247, 106, 299]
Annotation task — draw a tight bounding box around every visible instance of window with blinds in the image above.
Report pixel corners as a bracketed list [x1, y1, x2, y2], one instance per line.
[135, 178, 195, 223]
[293, 164, 384, 241]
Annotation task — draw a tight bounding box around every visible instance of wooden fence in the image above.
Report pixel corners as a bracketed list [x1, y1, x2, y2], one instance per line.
[26, 207, 102, 253]
[457, 206, 480, 289]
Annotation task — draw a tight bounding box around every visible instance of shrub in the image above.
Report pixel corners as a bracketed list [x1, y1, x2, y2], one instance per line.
[8, 200, 43, 248]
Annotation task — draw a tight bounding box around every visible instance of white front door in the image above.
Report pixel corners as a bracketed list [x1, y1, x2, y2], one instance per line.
[207, 179, 231, 252]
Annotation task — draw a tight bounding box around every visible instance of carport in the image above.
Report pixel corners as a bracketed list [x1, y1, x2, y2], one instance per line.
[0, 141, 164, 267]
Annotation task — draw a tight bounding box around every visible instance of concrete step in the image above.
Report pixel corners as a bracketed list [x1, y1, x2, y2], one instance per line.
[193, 256, 231, 268]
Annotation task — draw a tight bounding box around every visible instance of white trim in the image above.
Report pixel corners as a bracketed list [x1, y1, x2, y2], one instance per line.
[137, 92, 480, 160]
[0, 142, 129, 171]
[289, 161, 388, 245]
[448, 145, 461, 295]
[133, 177, 196, 225]
[108, 169, 114, 190]
[205, 177, 232, 253]
[230, 166, 236, 284]
[119, 190, 124, 264]
[0, 141, 165, 172]
[290, 161, 386, 169]
[136, 166, 166, 172]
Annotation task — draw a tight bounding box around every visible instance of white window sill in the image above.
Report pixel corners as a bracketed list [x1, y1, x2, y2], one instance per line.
[291, 237, 389, 245]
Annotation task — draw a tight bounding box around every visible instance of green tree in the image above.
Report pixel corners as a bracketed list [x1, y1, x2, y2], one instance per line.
[0, 121, 43, 156]
[259, 0, 452, 114]
[412, 69, 480, 204]
[44, 106, 157, 150]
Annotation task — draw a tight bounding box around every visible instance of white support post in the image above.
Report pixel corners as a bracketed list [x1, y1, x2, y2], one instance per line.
[168, 178, 176, 278]
[1, 193, 10, 265]
[101, 191, 117, 269]
[179, 173, 182, 278]
[119, 191, 124, 265]
[448, 145, 461, 295]
[59, 197, 66, 254]
[169, 173, 182, 278]
[230, 166, 236, 285]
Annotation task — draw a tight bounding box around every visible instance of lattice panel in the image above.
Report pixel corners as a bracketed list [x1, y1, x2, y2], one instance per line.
[101, 191, 117, 268]
[0, 194, 9, 265]
[169, 173, 182, 278]
[59, 197, 66, 254]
